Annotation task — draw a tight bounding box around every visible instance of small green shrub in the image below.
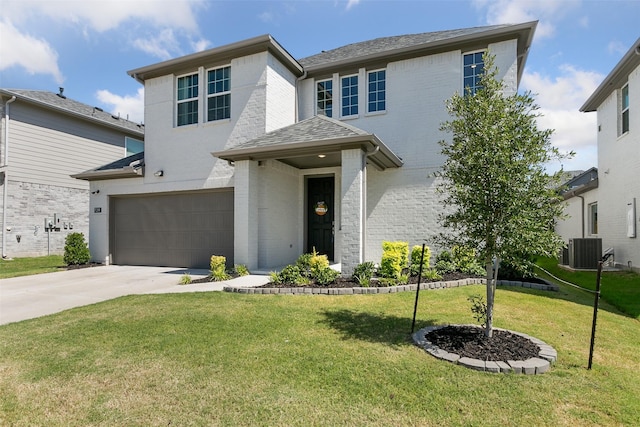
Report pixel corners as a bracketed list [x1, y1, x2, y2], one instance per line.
[434, 250, 456, 275]
[379, 241, 408, 279]
[409, 245, 431, 276]
[273, 265, 308, 286]
[468, 294, 488, 327]
[179, 273, 192, 285]
[295, 253, 313, 277]
[210, 255, 229, 281]
[314, 267, 339, 286]
[353, 262, 376, 286]
[421, 269, 443, 281]
[452, 246, 485, 276]
[63, 232, 91, 266]
[233, 264, 250, 277]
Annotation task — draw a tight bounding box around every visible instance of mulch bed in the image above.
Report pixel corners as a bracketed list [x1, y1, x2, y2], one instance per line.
[425, 325, 540, 361]
[256, 272, 481, 288]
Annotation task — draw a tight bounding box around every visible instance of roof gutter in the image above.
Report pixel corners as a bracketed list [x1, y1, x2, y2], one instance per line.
[2, 95, 17, 259]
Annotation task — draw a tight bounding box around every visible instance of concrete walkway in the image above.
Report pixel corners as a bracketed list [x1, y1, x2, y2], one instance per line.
[0, 265, 270, 326]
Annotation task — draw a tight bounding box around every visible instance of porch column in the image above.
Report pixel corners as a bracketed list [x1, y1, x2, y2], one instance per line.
[234, 160, 259, 270]
[340, 148, 366, 277]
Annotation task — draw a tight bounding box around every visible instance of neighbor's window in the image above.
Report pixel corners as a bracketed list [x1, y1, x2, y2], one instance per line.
[589, 203, 598, 235]
[177, 73, 199, 126]
[341, 74, 358, 117]
[621, 83, 629, 135]
[367, 69, 386, 113]
[207, 66, 231, 122]
[317, 79, 333, 117]
[463, 51, 485, 96]
[125, 137, 144, 156]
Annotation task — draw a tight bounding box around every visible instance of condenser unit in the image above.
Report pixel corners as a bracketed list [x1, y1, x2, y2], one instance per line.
[568, 238, 602, 269]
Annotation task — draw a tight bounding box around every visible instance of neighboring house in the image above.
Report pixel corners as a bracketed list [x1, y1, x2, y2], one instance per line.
[75, 22, 537, 275]
[556, 167, 599, 241]
[575, 38, 640, 272]
[0, 89, 144, 258]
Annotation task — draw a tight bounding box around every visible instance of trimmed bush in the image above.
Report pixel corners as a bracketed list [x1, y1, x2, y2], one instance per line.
[210, 255, 229, 281]
[379, 241, 408, 279]
[353, 261, 376, 286]
[63, 232, 91, 266]
[409, 245, 431, 276]
[233, 264, 250, 277]
[272, 265, 308, 286]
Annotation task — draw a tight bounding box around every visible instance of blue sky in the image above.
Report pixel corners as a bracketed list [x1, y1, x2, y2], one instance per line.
[1, 0, 639, 172]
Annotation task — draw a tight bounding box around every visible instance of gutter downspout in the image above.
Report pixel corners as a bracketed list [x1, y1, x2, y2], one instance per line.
[2, 96, 17, 259]
[578, 195, 585, 238]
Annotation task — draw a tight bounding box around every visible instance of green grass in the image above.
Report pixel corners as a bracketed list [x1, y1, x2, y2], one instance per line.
[0, 283, 638, 426]
[535, 256, 640, 320]
[0, 255, 65, 279]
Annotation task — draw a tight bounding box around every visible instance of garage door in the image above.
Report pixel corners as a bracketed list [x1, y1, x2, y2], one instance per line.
[110, 190, 234, 268]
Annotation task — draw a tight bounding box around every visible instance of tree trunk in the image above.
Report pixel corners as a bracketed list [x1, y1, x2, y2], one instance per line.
[485, 259, 494, 338]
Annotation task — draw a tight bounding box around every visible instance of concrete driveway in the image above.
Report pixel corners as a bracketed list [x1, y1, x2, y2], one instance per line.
[0, 265, 270, 326]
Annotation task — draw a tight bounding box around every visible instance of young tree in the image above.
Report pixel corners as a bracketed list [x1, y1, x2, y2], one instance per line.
[437, 53, 570, 338]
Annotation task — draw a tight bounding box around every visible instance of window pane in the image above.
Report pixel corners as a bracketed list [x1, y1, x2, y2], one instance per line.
[622, 85, 629, 109]
[317, 79, 333, 117]
[177, 100, 198, 126]
[463, 52, 484, 96]
[208, 94, 230, 121]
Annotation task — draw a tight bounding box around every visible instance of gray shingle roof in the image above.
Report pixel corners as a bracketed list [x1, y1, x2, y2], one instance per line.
[231, 115, 369, 150]
[0, 88, 144, 135]
[298, 24, 510, 69]
[95, 151, 144, 171]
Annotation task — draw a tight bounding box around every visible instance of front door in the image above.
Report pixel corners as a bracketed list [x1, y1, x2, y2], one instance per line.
[307, 177, 334, 260]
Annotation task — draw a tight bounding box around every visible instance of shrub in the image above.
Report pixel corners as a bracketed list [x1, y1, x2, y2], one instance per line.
[179, 273, 192, 285]
[421, 269, 443, 281]
[498, 257, 535, 280]
[353, 262, 376, 286]
[233, 264, 250, 277]
[468, 294, 488, 327]
[314, 267, 339, 286]
[434, 250, 456, 275]
[409, 245, 431, 276]
[210, 255, 229, 281]
[273, 265, 308, 286]
[379, 241, 408, 279]
[295, 253, 313, 277]
[452, 246, 485, 276]
[63, 232, 91, 266]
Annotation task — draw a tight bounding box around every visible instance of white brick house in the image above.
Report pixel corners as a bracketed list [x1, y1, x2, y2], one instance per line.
[76, 22, 536, 275]
[573, 38, 640, 272]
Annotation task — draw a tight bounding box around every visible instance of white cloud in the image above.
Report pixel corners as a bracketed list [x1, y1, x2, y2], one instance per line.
[345, 0, 361, 11]
[473, 0, 581, 39]
[522, 65, 604, 172]
[96, 87, 145, 124]
[0, 20, 64, 84]
[190, 38, 211, 53]
[607, 41, 627, 56]
[133, 29, 181, 60]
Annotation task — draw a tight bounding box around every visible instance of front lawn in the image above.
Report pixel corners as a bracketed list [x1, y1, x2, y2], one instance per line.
[0, 282, 638, 426]
[0, 255, 65, 279]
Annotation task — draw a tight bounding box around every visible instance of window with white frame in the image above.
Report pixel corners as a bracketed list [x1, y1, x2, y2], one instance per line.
[317, 79, 333, 117]
[589, 203, 598, 235]
[207, 66, 231, 122]
[176, 73, 199, 126]
[367, 69, 386, 113]
[621, 83, 629, 135]
[125, 137, 144, 156]
[463, 51, 485, 96]
[341, 75, 358, 117]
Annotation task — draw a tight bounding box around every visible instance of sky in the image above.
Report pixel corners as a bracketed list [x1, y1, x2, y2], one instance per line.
[1, 0, 639, 172]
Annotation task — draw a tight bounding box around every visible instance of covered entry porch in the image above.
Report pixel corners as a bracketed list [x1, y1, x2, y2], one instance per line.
[212, 115, 402, 276]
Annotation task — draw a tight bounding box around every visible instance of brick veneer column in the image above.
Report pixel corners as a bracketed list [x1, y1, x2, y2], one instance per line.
[341, 148, 366, 277]
[234, 160, 259, 270]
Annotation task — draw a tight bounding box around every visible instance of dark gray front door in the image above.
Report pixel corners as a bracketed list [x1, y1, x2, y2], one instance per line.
[110, 190, 234, 268]
[307, 177, 334, 260]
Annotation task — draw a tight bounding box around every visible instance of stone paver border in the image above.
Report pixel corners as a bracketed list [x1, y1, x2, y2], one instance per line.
[224, 277, 559, 294]
[412, 324, 557, 374]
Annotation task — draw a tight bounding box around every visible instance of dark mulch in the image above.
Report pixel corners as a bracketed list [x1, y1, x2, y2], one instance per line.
[65, 262, 104, 270]
[425, 325, 540, 361]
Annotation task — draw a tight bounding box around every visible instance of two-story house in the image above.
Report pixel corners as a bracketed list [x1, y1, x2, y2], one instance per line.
[575, 38, 640, 272]
[75, 22, 537, 275]
[1, 89, 144, 259]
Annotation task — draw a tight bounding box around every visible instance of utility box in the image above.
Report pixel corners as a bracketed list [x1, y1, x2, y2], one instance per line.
[568, 238, 602, 269]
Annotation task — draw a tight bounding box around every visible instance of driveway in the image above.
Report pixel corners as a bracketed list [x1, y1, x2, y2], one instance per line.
[0, 265, 270, 326]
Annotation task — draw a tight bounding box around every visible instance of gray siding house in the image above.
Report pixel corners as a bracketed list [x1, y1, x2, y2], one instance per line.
[0, 89, 144, 258]
[76, 22, 536, 275]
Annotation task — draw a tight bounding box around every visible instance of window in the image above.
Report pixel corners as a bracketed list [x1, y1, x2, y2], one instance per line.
[621, 84, 629, 135]
[317, 79, 333, 117]
[368, 70, 386, 113]
[463, 51, 485, 96]
[589, 203, 598, 235]
[341, 75, 358, 117]
[177, 73, 198, 126]
[207, 66, 231, 122]
[125, 137, 144, 156]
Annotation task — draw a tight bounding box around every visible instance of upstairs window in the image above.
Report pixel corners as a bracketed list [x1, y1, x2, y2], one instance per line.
[463, 51, 484, 96]
[317, 79, 333, 117]
[207, 66, 231, 122]
[621, 84, 629, 135]
[177, 73, 198, 126]
[367, 69, 386, 113]
[589, 203, 598, 235]
[125, 137, 144, 156]
[341, 75, 358, 117]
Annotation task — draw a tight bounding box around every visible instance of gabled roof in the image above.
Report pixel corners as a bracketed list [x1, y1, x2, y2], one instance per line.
[212, 115, 403, 170]
[298, 21, 537, 84]
[581, 38, 640, 112]
[72, 151, 144, 181]
[560, 167, 598, 200]
[0, 88, 144, 136]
